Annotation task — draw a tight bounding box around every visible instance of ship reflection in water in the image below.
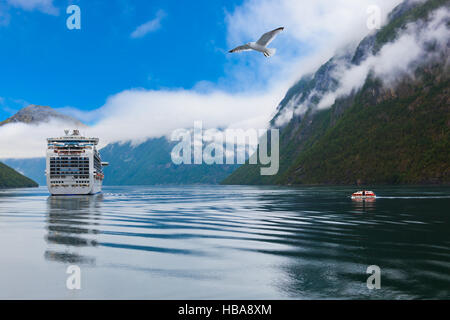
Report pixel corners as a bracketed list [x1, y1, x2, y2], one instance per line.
[45, 195, 103, 265]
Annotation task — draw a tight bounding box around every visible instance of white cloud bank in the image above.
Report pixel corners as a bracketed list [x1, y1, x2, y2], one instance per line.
[316, 6, 450, 110]
[90, 88, 286, 146]
[1, 0, 410, 158]
[0, 88, 285, 158]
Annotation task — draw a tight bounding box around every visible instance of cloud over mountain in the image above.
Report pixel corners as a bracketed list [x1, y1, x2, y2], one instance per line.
[317, 6, 449, 111]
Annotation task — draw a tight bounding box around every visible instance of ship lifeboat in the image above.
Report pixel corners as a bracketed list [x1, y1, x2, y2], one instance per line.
[95, 172, 104, 180]
[351, 190, 376, 199]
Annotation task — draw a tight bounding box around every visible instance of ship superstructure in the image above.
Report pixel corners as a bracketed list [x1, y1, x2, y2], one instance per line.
[46, 130, 108, 195]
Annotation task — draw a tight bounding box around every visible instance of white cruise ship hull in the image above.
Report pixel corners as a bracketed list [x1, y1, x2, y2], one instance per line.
[48, 179, 102, 196]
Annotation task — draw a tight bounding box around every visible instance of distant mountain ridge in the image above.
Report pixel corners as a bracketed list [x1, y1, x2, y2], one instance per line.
[2, 106, 239, 185]
[223, 0, 450, 185]
[0, 104, 84, 127]
[101, 138, 239, 185]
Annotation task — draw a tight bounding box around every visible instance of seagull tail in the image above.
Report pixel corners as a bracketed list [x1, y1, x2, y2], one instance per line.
[265, 48, 276, 57]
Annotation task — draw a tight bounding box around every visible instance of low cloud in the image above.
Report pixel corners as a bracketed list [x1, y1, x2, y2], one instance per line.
[0, 87, 285, 158]
[272, 4, 449, 126]
[130, 10, 166, 39]
[54, 106, 103, 125]
[0, 120, 65, 158]
[317, 6, 450, 110]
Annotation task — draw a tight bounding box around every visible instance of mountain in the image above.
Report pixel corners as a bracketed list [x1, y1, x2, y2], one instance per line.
[0, 161, 38, 188]
[101, 138, 239, 185]
[223, 0, 450, 186]
[0, 104, 84, 127]
[0, 104, 84, 185]
[2, 158, 46, 186]
[1, 106, 238, 185]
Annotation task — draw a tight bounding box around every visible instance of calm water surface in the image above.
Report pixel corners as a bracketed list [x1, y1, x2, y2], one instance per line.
[0, 185, 449, 299]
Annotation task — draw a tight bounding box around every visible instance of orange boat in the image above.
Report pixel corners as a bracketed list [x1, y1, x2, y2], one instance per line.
[351, 190, 376, 199]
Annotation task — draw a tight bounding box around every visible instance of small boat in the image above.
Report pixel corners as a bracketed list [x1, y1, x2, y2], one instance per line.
[351, 190, 376, 199]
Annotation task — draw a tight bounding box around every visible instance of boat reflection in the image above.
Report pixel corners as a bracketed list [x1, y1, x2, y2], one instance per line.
[44, 194, 103, 265]
[351, 197, 376, 212]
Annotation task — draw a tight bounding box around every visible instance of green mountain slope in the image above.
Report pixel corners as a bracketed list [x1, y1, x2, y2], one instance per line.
[284, 68, 449, 185]
[0, 162, 38, 188]
[223, 0, 450, 186]
[2, 158, 46, 186]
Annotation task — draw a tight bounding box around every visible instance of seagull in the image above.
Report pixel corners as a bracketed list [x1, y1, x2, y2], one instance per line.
[229, 27, 284, 57]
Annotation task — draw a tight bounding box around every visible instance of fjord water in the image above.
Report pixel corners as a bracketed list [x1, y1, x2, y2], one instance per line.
[0, 185, 449, 299]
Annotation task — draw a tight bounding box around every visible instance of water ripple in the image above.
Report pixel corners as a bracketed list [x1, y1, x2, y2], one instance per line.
[0, 185, 449, 299]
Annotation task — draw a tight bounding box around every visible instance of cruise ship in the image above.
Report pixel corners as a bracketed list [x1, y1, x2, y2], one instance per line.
[46, 130, 108, 195]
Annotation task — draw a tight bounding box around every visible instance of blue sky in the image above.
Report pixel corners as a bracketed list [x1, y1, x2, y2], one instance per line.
[0, 0, 246, 119]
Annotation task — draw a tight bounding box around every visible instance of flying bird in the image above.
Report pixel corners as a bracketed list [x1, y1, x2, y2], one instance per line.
[229, 27, 284, 57]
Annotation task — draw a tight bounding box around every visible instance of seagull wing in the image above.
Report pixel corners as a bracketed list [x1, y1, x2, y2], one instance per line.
[256, 27, 284, 47]
[229, 44, 252, 53]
